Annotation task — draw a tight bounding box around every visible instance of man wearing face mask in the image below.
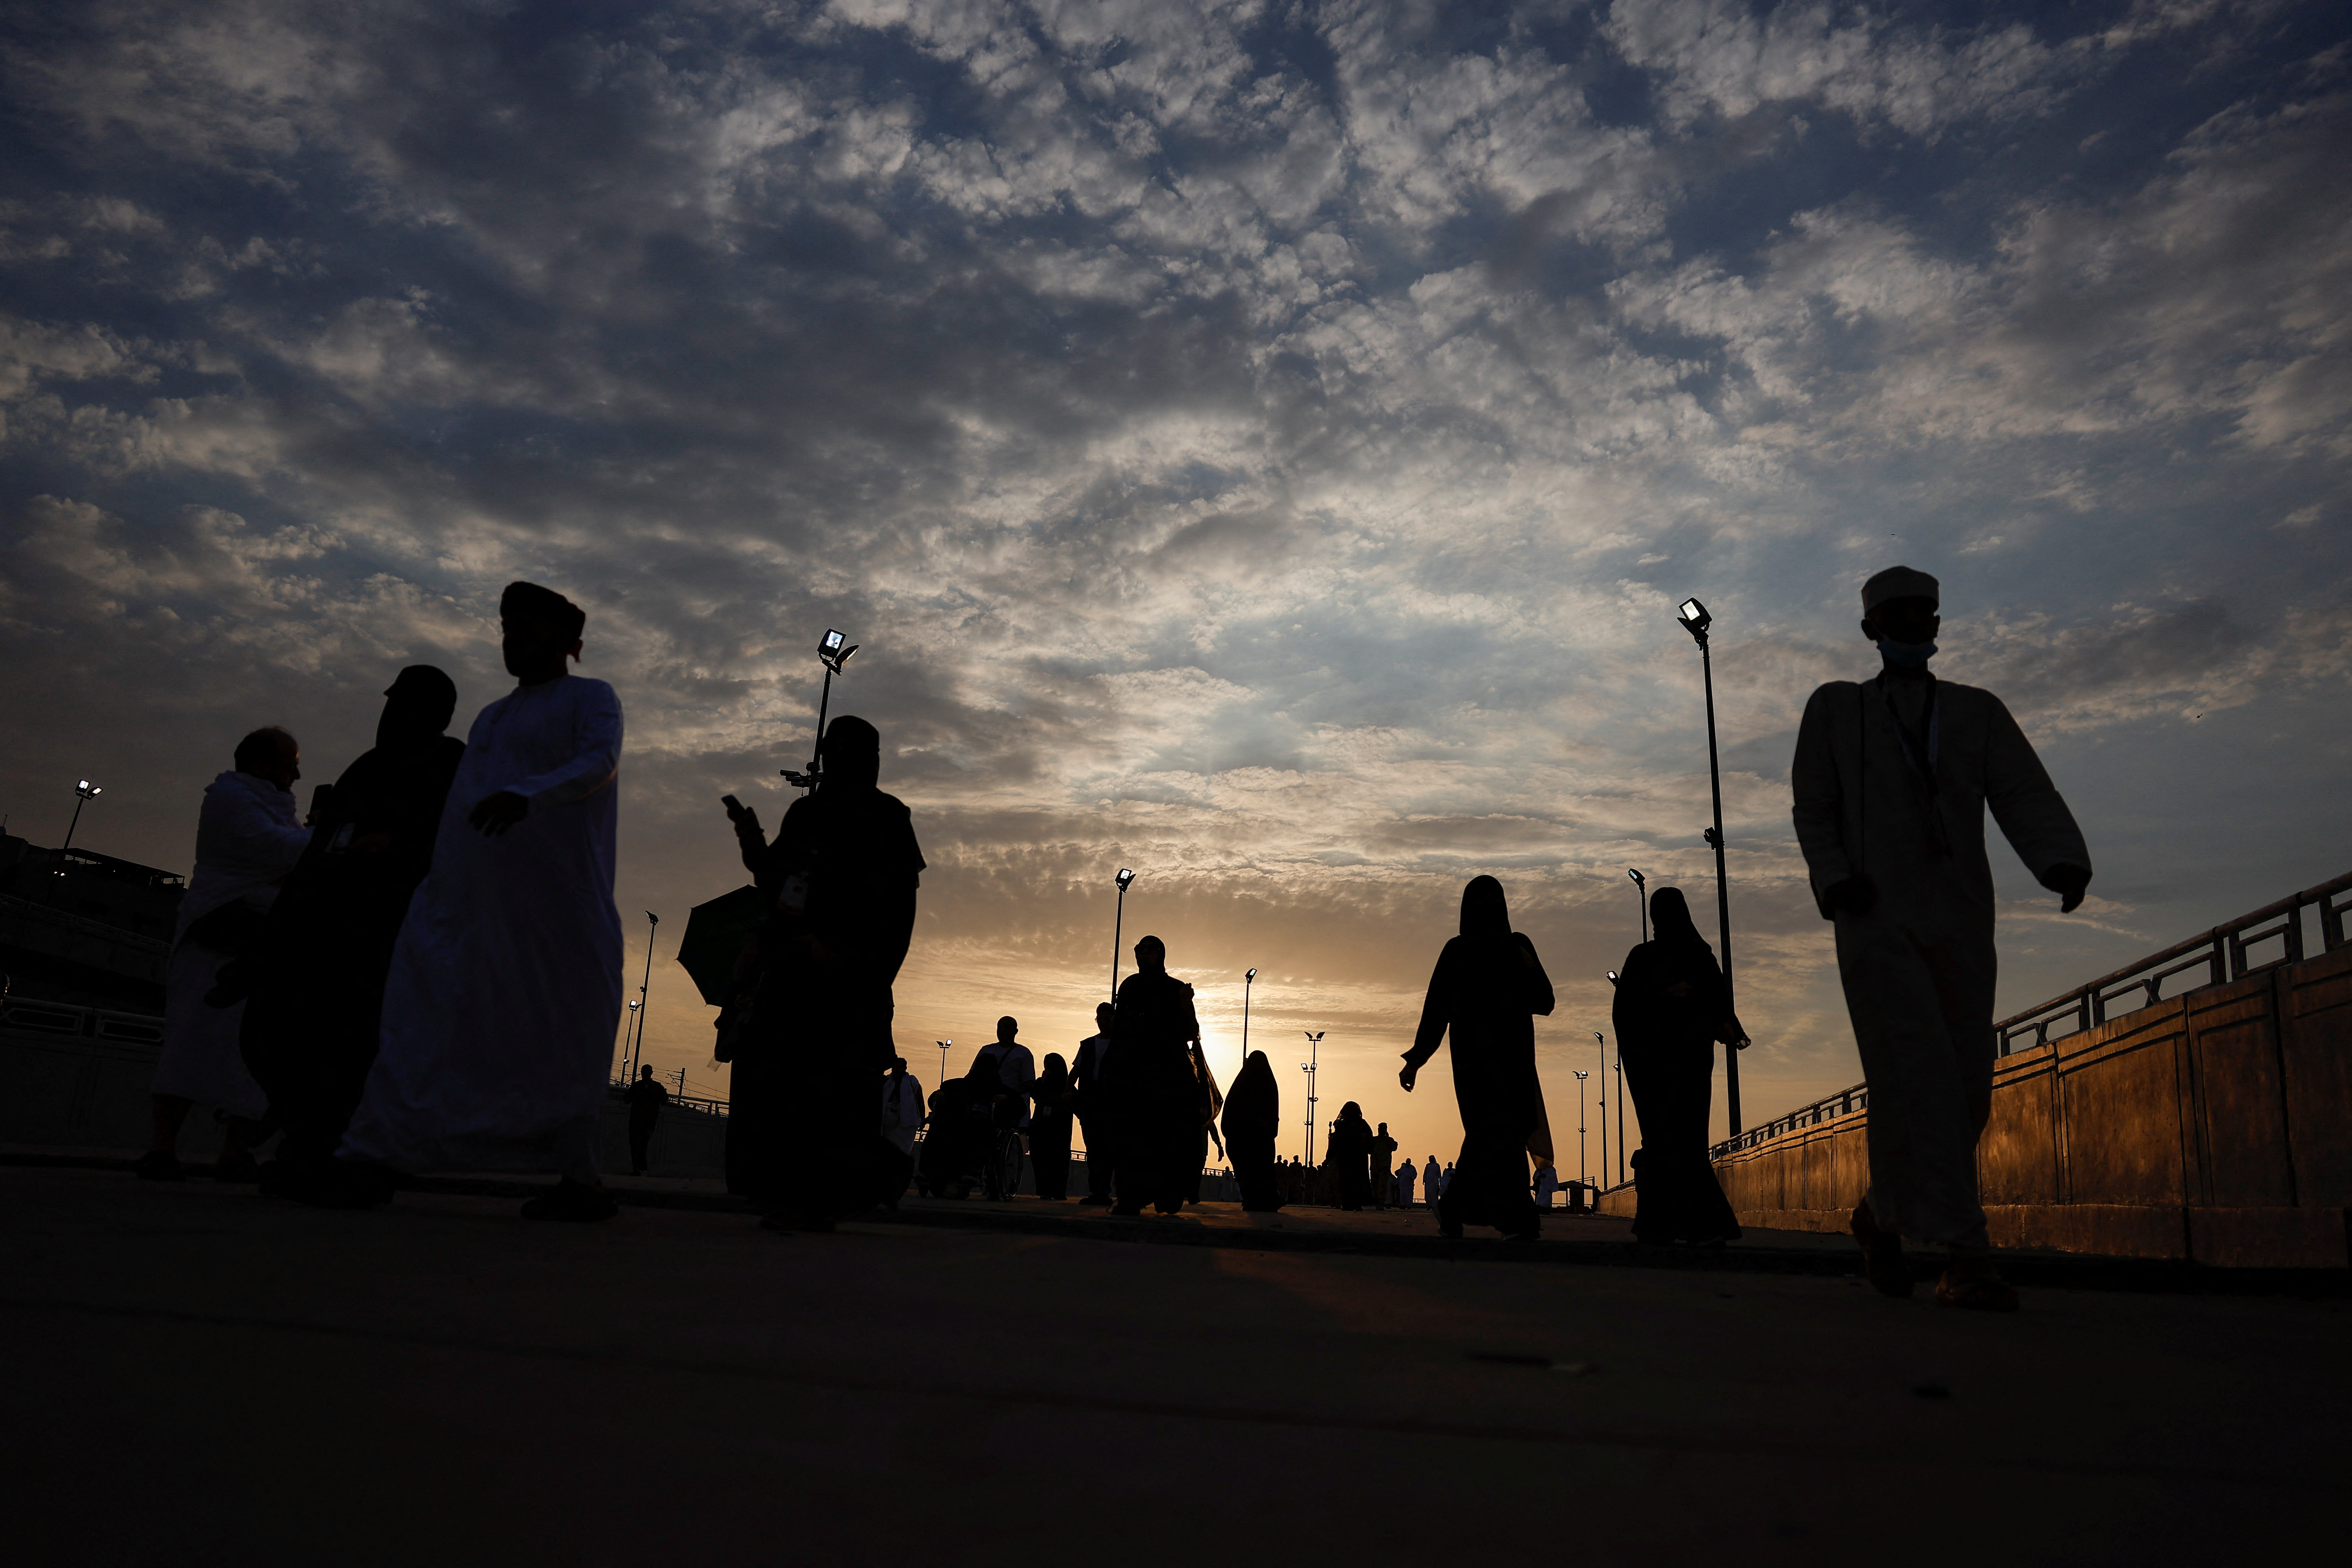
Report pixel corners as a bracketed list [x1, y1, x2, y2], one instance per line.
[1792, 566, 2091, 1311]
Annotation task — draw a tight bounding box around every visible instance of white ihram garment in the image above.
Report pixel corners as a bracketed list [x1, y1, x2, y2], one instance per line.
[154, 771, 311, 1116]
[340, 675, 623, 1183]
[1791, 671, 2088, 1250]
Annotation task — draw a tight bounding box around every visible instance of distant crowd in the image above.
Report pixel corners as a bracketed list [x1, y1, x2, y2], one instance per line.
[133, 566, 2092, 1309]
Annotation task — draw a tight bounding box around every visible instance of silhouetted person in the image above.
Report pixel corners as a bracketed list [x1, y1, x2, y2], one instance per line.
[1612, 887, 1745, 1247]
[722, 715, 924, 1231]
[882, 1056, 923, 1156]
[1109, 935, 1205, 1216]
[1030, 1052, 1075, 1200]
[878, 1056, 922, 1207]
[921, 1053, 1000, 1199]
[624, 1064, 668, 1176]
[1422, 1155, 1440, 1209]
[1402, 877, 1556, 1241]
[1369, 1120, 1398, 1210]
[975, 1015, 1038, 1130]
[236, 668, 464, 1203]
[1222, 1048, 1281, 1210]
[1326, 1102, 1372, 1210]
[1794, 566, 2091, 1312]
[143, 726, 310, 1183]
[338, 583, 626, 1221]
[1071, 1002, 1116, 1206]
[1397, 1155, 1417, 1208]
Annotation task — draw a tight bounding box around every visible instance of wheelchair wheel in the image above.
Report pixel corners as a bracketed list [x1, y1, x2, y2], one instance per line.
[985, 1129, 1025, 1200]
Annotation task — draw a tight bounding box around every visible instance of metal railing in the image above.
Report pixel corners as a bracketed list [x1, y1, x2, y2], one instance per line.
[1708, 869, 2352, 1159]
[1993, 869, 2352, 1055]
[0, 998, 167, 1046]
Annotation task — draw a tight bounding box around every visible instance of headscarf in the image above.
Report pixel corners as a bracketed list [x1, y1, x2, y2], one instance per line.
[1461, 875, 1510, 936]
[819, 715, 881, 792]
[1035, 1052, 1070, 1101]
[1221, 1049, 1278, 1140]
[1650, 886, 1716, 960]
[377, 665, 457, 753]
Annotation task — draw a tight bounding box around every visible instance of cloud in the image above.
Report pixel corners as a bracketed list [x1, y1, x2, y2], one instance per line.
[2, 1, 2348, 1152]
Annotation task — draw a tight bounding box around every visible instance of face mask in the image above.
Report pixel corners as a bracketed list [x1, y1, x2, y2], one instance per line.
[1877, 638, 1936, 669]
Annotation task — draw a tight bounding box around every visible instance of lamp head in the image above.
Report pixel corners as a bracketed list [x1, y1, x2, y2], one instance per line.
[818, 628, 857, 673]
[1627, 867, 1644, 887]
[1606, 969, 1619, 984]
[1676, 597, 1712, 642]
[1114, 867, 1136, 891]
[1245, 967, 1258, 982]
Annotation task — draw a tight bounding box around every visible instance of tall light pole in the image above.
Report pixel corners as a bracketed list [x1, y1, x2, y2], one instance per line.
[618, 1000, 640, 1082]
[1241, 967, 1258, 1077]
[1628, 867, 1648, 945]
[1676, 596, 1742, 1137]
[1614, 1058, 1627, 1187]
[1592, 1031, 1608, 1189]
[62, 780, 102, 855]
[781, 630, 858, 791]
[627, 911, 659, 1079]
[1110, 867, 1136, 1002]
[1572, 1069, 1590, 1189]
[936, 1039, 953, 1092]
[1300, 1031, 1323, 1170]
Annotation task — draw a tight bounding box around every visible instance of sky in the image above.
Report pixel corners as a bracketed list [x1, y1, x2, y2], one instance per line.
[4, 0, 2348, 1176]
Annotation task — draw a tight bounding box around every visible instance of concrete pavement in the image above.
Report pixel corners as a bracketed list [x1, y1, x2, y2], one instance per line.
[8, 1163, 2347, 1565]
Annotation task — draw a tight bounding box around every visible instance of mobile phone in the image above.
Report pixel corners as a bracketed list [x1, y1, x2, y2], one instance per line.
[309, 784, 335, 820]
[721, 793, 744, 823]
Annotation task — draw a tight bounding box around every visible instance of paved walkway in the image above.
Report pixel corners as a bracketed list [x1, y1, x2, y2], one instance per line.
[9, 1163, 2348, 1564]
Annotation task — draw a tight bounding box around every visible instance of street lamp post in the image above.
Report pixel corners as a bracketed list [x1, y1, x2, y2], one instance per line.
[1242, 967, 1258, 1078]
[62, 780, 102, 855]
[1614, 1059, 1627, 1188]
[780, 629, 858, 791]
[1675, 596, 1742, 1137]
[936, 1040, 953, 1093]
[619, 1000, 640, 1082]
[1109, 867, 1136, 1002]
[626, 910, 659, 1079]
[1300, 1031, 1323, 1171]
[1573, 1069, 1590, 1191]
[1592, 1031, 1608, 1189]
[1628, 867, 1648, 945]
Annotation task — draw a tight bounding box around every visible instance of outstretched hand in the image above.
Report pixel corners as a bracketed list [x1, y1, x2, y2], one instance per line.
[2043, 862, 2091, 914]
[468, 790, 528, 836]
[1399, 1061, 1418, 1092]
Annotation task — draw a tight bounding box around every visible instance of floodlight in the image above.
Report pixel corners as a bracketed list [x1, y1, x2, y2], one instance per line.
[1115, 867, 1136, 890]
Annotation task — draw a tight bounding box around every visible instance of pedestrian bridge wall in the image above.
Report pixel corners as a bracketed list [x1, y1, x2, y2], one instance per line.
[0, 1000, 731, 1179]
[1609, 943, 2352, 1267]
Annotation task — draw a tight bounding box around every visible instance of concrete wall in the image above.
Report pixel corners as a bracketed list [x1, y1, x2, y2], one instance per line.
[1648, 944, 2352, 1266]
[0, 1017, 732, 1180]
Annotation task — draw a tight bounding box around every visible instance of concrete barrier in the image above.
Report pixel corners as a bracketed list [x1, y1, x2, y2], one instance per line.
[1668, 944, 2352, 1266]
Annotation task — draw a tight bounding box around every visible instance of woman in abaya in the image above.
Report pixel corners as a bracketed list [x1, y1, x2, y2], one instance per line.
[1401, 875, 1557, 1240]
[1612, 886, 1746, 1245]
[1326, 1102, 1373, 1210]
[1029, 1052, 1076, 1200]
[1221, 1050, 1282, 1210]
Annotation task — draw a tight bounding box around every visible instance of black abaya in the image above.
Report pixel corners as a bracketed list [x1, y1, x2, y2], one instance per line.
[1221, 1051, 1282, 1210]
[241, 711, 464, 1185]
[725, 729, 924, 1221]
[1403, 878, 1556, 1238]
[1031, 1056, 1075, 1200]
[1612, 918, 1742, 1244]
[1109, 969, 1203, 1214]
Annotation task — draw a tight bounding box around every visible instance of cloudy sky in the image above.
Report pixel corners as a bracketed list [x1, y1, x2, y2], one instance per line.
[4, 0, 2348, 1171]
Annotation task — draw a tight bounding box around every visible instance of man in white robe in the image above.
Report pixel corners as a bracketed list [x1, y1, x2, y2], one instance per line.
[1792, 565, 2091, 1311]
[338, 581, 625, 1220]
[142, 728, 310, 1180]
[1397, 1157, 1416, 1208]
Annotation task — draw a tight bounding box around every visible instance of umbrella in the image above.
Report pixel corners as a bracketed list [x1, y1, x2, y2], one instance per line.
[675, 884, 767, 1006]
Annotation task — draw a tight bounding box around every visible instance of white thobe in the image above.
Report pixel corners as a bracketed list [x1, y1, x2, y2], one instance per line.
[1793, 670, 2089, 1249]
[1398, 1166, 1417, 1204]
[340, 675, 624, 1182]
[882, 1073, 924, 1154]
[153, 771, 310, 1116]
